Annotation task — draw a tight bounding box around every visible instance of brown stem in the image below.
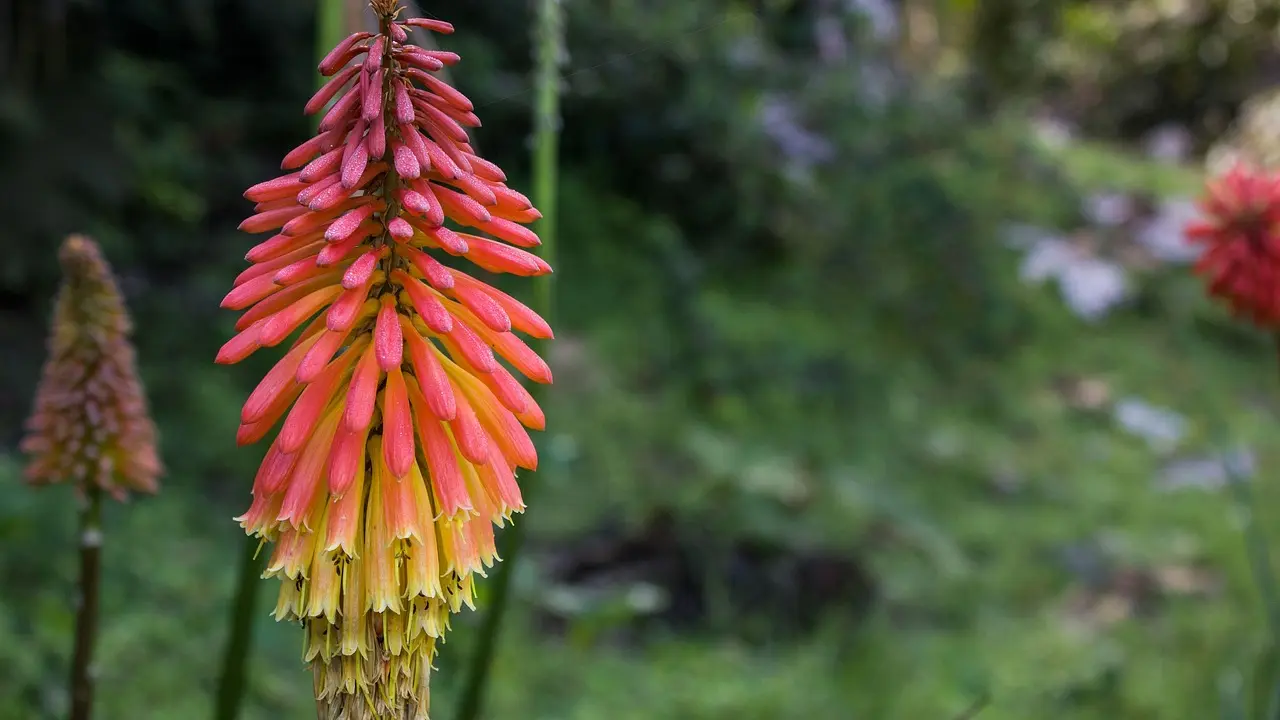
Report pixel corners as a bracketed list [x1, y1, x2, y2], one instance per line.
[69, 484, 103, 720]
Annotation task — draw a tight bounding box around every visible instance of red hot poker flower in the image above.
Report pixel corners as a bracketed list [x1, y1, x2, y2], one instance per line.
[21, 234, 162, 499]
[216, 3, 553, 717]
[1186, 162, 1280, 327]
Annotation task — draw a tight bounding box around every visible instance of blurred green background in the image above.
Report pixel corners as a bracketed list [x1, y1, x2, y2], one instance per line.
[4, 0, 1280, 718]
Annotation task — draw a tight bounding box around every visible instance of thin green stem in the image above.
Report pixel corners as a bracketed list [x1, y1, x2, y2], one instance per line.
[1267, 329, 1280, 627]
[1215, 331, 1280, 720]
[317, 0, 347, 131]
[1173, 313, 1280, 718]
[529, 9, 561, 327]
[1231, 332, 1280, 642]
[1226, 441, 1280, 643]
[454, 1, 563, 718]
[1246, 332, 1280, 720]
[212, 536, 265, 720]
[68, 485, 103, 720]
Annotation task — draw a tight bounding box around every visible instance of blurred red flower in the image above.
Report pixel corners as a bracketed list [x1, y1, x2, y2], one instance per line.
[1186, 162, 1280, 326]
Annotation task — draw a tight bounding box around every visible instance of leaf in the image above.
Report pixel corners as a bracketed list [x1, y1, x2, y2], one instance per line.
[1250, 643, 1280, 720]
[1222, 670, 1247, 720]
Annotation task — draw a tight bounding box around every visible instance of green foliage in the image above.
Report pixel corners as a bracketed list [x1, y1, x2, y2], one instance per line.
[1038, 137, 1206, 197]
[1046, 0, 1279, 142]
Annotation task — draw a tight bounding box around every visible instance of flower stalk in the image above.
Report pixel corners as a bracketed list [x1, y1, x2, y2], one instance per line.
[69, 484, 103, 720]
[19, 234, 161, 720]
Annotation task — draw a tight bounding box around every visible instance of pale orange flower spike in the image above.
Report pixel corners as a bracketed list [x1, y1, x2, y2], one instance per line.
[21, 234, 162, 500]
[216, 2, 553, 717]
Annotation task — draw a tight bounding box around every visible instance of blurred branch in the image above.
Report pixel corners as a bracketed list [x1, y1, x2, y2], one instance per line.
[0, 0, 8, 79]
[45, 0, 66, 82]
[14, 0, 33, 89]
[5, 0, 67, 88]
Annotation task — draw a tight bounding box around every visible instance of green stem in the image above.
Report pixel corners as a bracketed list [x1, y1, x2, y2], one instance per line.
[1238, 331, 1280, 642]
[454, 1, 563, 718]
[1227, 443, 1280, 643]
[317, 0, 346, 132]
[1219, 332, 1280, 720]
[1246, 332, 1280, 720]
[68, 485, 103, 720]
[212, 536, 265, 720]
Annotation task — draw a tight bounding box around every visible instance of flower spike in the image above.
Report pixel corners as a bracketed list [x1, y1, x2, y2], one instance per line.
[22, 234, 162, 499]
[218, 4, 553, 718]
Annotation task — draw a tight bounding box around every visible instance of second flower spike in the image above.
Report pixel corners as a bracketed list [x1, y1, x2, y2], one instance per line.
[217, 3, 554, 718]
[22, 234, 162, 499]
